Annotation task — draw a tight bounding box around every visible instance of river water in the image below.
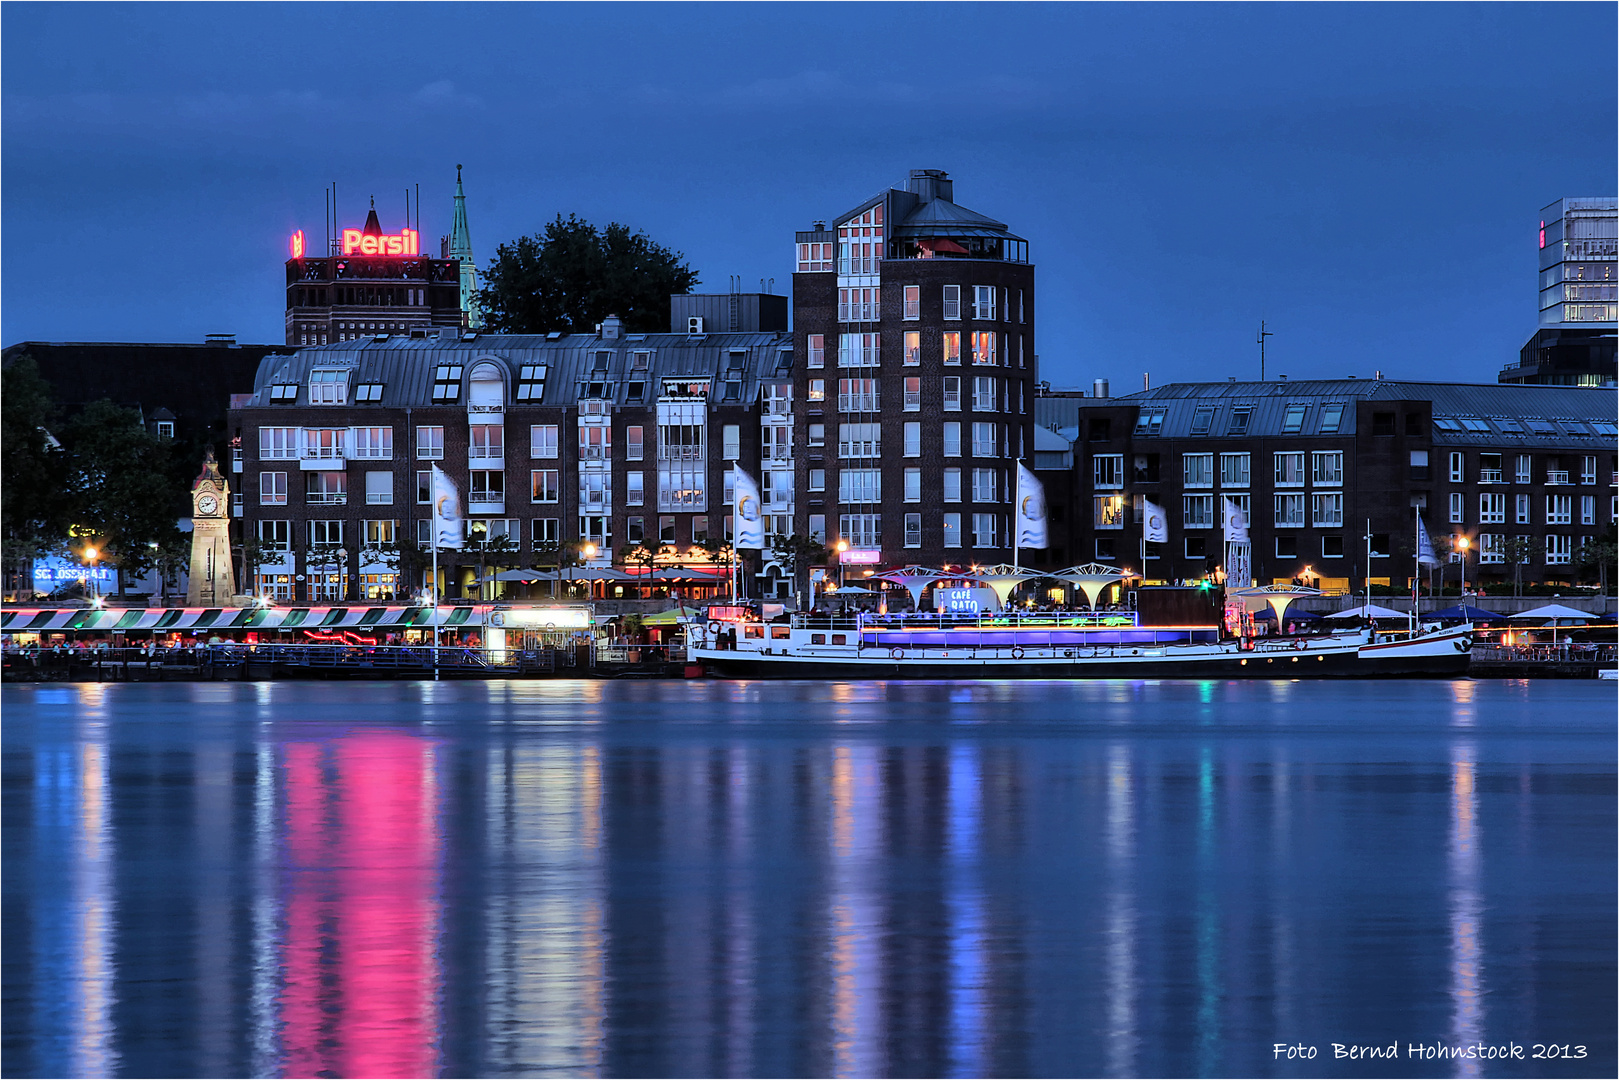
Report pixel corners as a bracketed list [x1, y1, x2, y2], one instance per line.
[2, 679, 1613, 1079]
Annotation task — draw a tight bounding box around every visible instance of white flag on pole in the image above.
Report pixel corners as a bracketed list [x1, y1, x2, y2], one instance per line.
[431, 465, 464, 549]
[1416, 513, 1440, 567]
[1142, 499, 1169, 543]
[1224, 497, 1250, 542]
[732, 465, 765, 550]
[1015, 462, 1048, 548]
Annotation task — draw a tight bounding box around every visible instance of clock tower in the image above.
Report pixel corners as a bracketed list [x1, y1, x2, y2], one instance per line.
[186, 447, 236, 605]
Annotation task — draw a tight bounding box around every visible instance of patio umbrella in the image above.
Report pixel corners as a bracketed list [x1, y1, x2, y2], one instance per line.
[1424, 603, 1498, 622]
[1508, 603, 1593, 623]
[1327, 603, 1407, 620]
[493, 569, 548, 583]
[831, 585, 874, 595]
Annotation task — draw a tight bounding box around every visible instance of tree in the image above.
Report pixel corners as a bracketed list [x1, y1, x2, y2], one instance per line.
[61, 400, 184, 595]
[477, 214, 700, 334]
[1, 356, 72, 589]
[1574, 526, 1617, 594]
[769, 532, 826, 608]
[1499, 536, 1537, 597]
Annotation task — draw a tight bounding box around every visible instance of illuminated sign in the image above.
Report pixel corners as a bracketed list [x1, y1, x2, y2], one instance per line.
[32, 558, 115, 593]
[290, 230, 306, 259]
[938, 587, 982, 615]
[341, 228, 420, 257]
[840, 548, 881, 565]
[489, 607, 593, 630]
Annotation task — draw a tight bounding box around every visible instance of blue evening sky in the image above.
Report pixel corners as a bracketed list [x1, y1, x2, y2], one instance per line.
[3, 2, 1614, 390]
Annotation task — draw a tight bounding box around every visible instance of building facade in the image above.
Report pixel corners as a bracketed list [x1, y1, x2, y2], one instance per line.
[1503, 197, 1617, 387]
[791, 170, 1037, 566]
[228, 303, 794, 602]
[1065, 379, 1618, 591]
[285, 204, 466, 347]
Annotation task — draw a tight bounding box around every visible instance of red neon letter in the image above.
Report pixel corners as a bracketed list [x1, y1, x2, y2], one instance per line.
[342, 229, 362, 255]
[290, 230, 305, 259]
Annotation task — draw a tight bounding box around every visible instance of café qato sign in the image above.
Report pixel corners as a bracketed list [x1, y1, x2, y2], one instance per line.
[289, 227, 422, 258]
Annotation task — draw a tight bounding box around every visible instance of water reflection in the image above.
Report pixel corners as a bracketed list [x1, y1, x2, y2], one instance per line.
[1449, 743, 1484, 1079]
[279, 731, 444, 1078]
[3, 680, 1614, 1078]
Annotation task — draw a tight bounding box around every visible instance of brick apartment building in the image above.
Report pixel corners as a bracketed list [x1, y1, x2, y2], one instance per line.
[1059, 379, 1618, 591]
[791, 170, 1038, 566]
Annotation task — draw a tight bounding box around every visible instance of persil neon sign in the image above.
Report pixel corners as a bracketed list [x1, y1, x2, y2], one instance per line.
[341, 228, 420, 256]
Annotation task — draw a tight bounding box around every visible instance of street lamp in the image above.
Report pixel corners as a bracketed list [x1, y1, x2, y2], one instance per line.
[834, 539, 848, 589]
[83, 546, 99, 603]
[1457, 536, 1471, 597]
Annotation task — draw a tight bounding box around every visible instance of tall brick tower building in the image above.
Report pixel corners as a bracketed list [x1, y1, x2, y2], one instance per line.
[791, 170, 1036, 567]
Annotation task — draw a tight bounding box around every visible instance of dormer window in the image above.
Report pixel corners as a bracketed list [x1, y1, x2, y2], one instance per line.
[431, 365, 463, 403]
[516, 364, 546, 401]
[308, 369, 349, 405]
[631, 351, 651, 371]
[269, 384, 298, 402]
[627, 382, 645, 402]
[592, 351, 612, 374]
[354, 383, 384, 402]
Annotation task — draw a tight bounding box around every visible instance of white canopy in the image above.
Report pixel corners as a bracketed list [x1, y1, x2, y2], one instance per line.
[1231, 584, 1321, 624]
[1327, 603, 1407, 620]
[964, 563, 1042, 609]
[1508, 603, 1594, 622]
[1048, 563, 1127, 609]
[873, 565, 951, 608]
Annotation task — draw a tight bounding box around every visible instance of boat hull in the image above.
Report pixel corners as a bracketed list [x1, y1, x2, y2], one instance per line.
[691, 627, 1474, 680]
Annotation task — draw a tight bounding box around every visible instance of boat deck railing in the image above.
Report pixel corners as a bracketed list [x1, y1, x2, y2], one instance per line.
[790, 610, 1141, 631]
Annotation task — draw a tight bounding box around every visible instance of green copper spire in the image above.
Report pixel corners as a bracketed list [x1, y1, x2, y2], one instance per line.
[450, 164, 483, 329]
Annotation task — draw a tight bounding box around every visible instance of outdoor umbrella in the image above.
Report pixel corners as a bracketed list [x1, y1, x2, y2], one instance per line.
[1327, 603, 1407, 620]
[493, 569, 548, 583]
[831, 585, 874, 595]
[1508, 603, 1593, 623]
[1424, 603, 1498, 622]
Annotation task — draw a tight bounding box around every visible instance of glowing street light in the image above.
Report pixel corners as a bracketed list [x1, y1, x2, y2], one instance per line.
[834, 539, 848, 589]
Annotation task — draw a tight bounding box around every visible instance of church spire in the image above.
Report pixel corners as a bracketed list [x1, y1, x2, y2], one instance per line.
[362, 195, 383, 237]
[449, 165, 483, 329]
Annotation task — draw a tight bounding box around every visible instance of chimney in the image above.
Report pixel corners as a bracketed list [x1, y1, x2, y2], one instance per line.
[1093, 378, 1110, 399]
[906, 169, 953, 203]
[205, 333, 237, 347]
[1374, 369, 1382, 380]
[1279, 374, 1288, 381]
[601, 314, 623, 340]
[812, 220, 826, 231]
[1143, 372, 1150, 391]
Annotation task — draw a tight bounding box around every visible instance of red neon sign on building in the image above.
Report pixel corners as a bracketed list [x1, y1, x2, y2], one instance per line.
[341, 228, 420, 257]
[290, 230, 306, 259]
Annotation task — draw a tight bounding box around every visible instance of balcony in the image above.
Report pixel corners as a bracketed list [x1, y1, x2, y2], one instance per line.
[1479, 468, 1503, 484]
[306, 493, 347, 506]
[231, 449, 243, 473]
[300, 449, 347, 471]
[1546, 470, 1571, 485]
[468, 453, 505, 470]
[468, 499, 505, 516]
[467, 403, 503, 416]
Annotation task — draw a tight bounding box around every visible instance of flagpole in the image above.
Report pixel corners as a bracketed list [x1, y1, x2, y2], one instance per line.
[431, 526, 440, 682]
[1012, 458, 1021, 572]
[1411, 512, 1418, 634]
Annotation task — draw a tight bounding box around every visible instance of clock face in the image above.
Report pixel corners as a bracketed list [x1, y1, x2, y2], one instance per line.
[197, 493, 219, 516]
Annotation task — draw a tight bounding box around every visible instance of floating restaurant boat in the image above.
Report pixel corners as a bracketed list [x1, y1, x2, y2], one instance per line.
[688, 610, 1472, 678]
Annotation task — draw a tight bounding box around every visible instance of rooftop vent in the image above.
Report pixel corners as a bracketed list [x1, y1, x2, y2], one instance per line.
[205, 333, 237, 346]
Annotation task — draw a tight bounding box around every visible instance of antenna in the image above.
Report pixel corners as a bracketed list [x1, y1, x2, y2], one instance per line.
[405, 188, 410, 233]
[415, 183, 420, 234]
[1257, 320, 1273, 381]
[324, 185, 330, 254]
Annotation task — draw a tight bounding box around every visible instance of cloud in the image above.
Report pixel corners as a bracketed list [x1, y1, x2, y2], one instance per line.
[412, 80, 482, 109]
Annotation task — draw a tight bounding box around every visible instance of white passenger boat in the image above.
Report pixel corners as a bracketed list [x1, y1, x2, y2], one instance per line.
[687, 609, 1473, 679]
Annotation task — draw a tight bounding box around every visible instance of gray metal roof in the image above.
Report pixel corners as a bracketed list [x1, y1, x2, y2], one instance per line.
[892, 197, 1021, 240]
[1119, 379, 1618, 447]
[244, 331, 793, 409]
